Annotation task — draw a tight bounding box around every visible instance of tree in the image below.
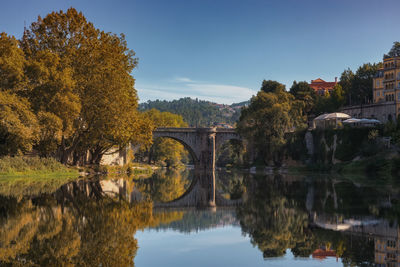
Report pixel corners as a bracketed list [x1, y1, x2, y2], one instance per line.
[25, 50, 80, 157]
[0, 33, 27, 92]
[139, 97, 241, 127]
[0, 33, 38, 155]
[339, 63, 381, 106]
[143, 109, 189, 167]
[289, 81, 316, 114]
[385, 41, 400, 58]
[238, 80, 306, 165]
[339, 68, 354, 105]
[330, 84, 345, 110]
[261, 80, 286, 93]
[21, 8, 152, 163]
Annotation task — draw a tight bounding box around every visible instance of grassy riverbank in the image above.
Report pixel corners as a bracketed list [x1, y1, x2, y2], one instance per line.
[0, 156, 79, 177]
[0, 156, 80, 197]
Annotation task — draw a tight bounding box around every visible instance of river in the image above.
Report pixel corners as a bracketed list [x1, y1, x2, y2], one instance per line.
[0, 169, 398, 266]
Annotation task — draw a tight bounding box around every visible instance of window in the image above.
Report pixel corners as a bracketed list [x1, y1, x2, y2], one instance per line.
[398, 92, 400, 100]
[377, 91, 380, 97]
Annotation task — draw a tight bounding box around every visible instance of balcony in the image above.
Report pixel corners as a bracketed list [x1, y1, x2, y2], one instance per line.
[384, 63, 398, 70]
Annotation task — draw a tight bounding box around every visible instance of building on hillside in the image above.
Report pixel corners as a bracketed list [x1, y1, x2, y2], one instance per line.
[373, 68, 384, 102]
[309, 78, 338, 96]
[341, 54, 400, 123]
[373, 55, 400, 118]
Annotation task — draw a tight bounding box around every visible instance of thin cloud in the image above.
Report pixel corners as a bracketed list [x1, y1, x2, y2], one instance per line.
[173, 77, 194, 83]
[137, 77, 256, 104]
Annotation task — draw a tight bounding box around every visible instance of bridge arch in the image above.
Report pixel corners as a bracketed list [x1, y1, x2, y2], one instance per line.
[153, 127, 241, 169]
[152, 135, 199, 164]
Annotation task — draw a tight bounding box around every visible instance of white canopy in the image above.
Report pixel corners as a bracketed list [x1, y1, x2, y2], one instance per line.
[343, 118, 382, 125]
[343, 118, 361, 123]
[359, 118, 381, 124]
[314, 112, 351, 121]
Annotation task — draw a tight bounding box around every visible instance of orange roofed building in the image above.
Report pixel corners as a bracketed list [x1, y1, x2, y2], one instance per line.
[309, 78, 338, 96]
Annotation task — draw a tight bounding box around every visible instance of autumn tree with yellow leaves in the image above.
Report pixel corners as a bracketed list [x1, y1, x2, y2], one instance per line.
[0, 8, 153, 163]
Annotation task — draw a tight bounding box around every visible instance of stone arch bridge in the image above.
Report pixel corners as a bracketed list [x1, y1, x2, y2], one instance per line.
[153, 127, 241, 170]
[152, 127, 241, 207]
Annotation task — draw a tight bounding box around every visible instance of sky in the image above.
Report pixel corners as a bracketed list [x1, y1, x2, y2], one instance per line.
[1, 0, 400, 104]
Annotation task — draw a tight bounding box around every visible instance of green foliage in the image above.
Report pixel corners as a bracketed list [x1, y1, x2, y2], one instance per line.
[285, 130, 308, 161]
[289, 81, 316, 114]
[339, 63, 381, 106]
[383, 117, 400, 146]
[385, 41, 400, 58]
[139, 97, 243, 127]
[312, 84, 345, 115]
[238, 80, 306, 165]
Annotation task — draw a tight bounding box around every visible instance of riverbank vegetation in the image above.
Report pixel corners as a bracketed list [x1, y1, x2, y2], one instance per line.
[0, 156, 78, 177]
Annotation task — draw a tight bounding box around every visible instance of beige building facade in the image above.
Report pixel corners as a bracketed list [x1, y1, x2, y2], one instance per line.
[373, 55, 400, 120]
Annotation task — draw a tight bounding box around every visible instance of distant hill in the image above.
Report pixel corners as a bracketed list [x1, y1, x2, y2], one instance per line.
[139, 97, 249, 127]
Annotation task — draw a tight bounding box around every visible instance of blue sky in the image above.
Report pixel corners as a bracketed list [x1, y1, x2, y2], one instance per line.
[1, 0, 400, 104]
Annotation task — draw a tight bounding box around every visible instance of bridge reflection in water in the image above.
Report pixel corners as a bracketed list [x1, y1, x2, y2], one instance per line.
[153, 169, 242, 208]
[152, 127, 242, 208]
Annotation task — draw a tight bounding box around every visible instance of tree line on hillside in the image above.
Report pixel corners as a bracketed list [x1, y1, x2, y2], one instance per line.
[139, 97, 243, 127]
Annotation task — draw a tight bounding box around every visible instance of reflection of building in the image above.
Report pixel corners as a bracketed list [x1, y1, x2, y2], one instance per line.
[374, 224, 400, 267]
[309, 78, 338, 96]
[312, 248, 337, 260]
[311, 213, 400, 266]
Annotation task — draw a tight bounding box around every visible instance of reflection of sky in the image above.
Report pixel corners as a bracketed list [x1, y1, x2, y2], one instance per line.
[135, 226, 343, 267]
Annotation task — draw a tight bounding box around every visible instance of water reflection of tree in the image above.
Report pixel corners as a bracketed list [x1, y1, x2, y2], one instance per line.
[237, 175, 313, 258]
[236, 174, 375, 264]
[0, 179, 183, 266]
[134, 169, 190, 202]
[216, 171, 246, 200]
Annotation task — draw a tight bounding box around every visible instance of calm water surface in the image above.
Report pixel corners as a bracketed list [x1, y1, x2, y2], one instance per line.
[0, 169, 398, 266]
